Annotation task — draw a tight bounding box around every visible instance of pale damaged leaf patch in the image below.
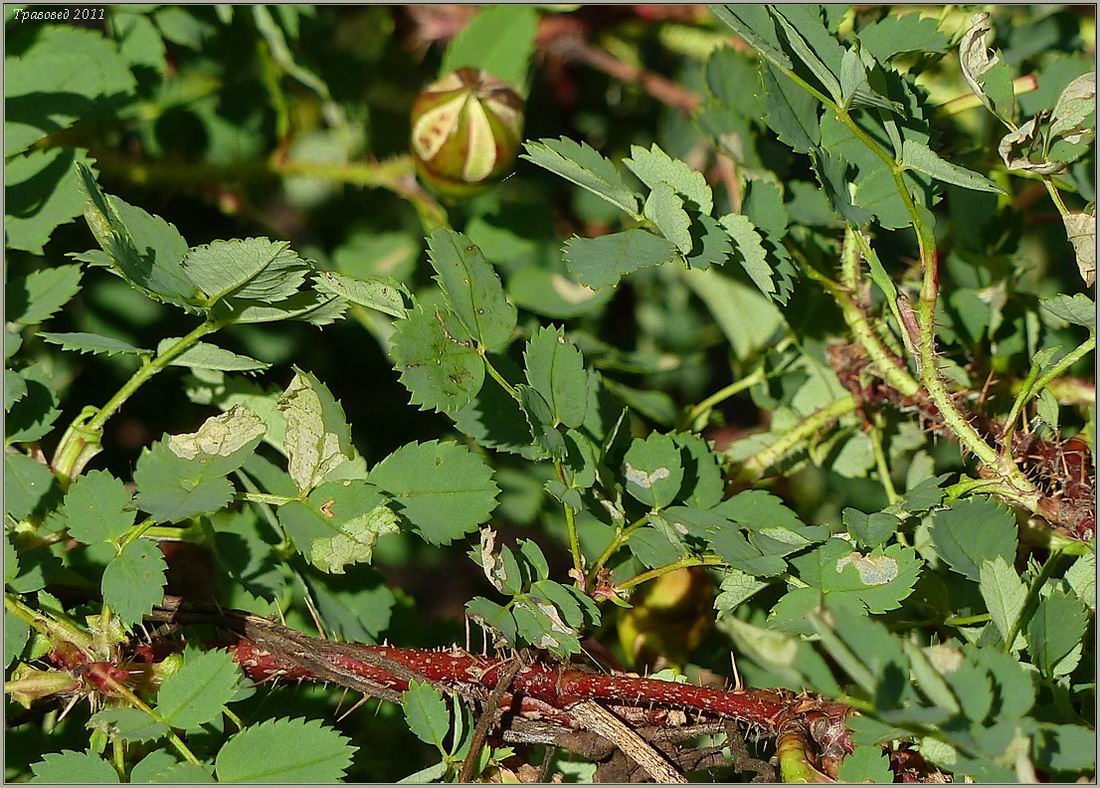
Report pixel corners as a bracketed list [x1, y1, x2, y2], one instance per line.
[624, 463, 671, 488]
[998, 117, 1064, 175]
[959, 13, 1004, 118]
[479, 527, 506, 592]
[1050, 72, 1097, 144]
[836, 551, 900, 586]
[310, 503, 400, 574]
[550, 274, 598, 304]
[1063, 211, 1096, 287]
[277, 370, 353, 494]
[167, 405, 265, 461]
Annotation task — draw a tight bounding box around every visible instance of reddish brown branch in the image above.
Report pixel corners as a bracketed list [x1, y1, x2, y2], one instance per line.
[144, 597, 853, 768]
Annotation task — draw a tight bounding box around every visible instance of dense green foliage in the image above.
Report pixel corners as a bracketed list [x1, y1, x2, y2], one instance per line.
[4, 5, 1095, 783]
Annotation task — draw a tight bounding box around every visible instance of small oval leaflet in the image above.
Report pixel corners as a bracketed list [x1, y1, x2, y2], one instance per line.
[836, 551, 900, 586]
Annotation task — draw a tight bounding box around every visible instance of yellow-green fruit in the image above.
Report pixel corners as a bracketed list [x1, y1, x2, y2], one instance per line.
[410, 68, 524, 201]
[617, 567, 714, 670]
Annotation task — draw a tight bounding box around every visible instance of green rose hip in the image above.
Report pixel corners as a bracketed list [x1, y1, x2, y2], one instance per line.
[410, 68, 525, 201]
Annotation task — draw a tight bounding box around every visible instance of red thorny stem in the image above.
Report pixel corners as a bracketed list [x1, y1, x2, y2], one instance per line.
[142, 597, 854, 768]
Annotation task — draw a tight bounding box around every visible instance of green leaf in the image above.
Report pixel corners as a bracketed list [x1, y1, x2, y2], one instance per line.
[710, 5, 792, 69]
[466, 596, 518, 645]
[959, 12, 1016, 123]
[58, 470, 135, 545]
[517, 384, 565, 460]
[29, 751, 120, 784]
[426, 229, 517, 351]
[623, 144, 714, 214]
[1041, 293, 1095, 328]
[441, 5, 537, 89]
[712, 489, 807, 533]
[215, 717, 355, 782]
[563, 229, 679, 290]
[6, 609, 30, 667]
[312, 271, 406, 318]
[4, 369, 26, 412]
[39, 332, 150, 358]
[182, 237, 309, 308]
[101, 539, 167, 628]
[6, 265, 83, 326]
[87, 708, 168, 742]
[453, 364, 538, 456]
[644, 183, 693, 254]
[6, 25, 134, 155]
[931, 498, 1017, 582]
[1049, 71, 1096, 144]
[5, 452, 57, 521]
[978, 556, 1026, 651]
[133, 437, 239, 524]
[303, 566, 397, 643]
[900, 140, 1004, 194]
[390, 304, 484, 415]
[770, 7, 844, 101]
[369, 440, 499, 546]
[276, 370, 353, 494]
[792, 539, 922, 613]
[77, 164, 201, 310]
[671, 434, 725, 510]
[5, 367, 61, 445]
[1064, 552, 1096, 610]
[842, 508, 899, 548]
[622, 432, 684, 509]
[837, 745, 893, 784]
[1027, 588, 1087, 676]
[761, 62, 820, 153]
[278, 480, 399, 573]
[156, 649, 243, 729]
[402, 680, 451, 752]
[522, 325, 589, 429]
[129, 750, 213, 783]
[682, 267, 784, 360]
[859, 13, 949, 62]
[112, 13, 167, 74]
[714, 569, 770, 614]
[508, 266, 612, 319]
[161, 339, 269, 374]
[718, 213, 775, 298]
[521, 137, 639, 217]
[6, 148, 98, 254]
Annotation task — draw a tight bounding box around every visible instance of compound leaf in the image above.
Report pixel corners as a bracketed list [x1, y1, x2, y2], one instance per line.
[522, 325, 588, 429]
[521, 137, 639, 217]
[6, 265, 83, 326]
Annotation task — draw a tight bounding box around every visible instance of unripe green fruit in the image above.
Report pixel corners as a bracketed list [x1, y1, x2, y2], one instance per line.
[410, 68, 524, 201]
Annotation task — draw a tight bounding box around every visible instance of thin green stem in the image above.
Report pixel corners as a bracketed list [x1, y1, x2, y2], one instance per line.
[729, 395, 858, 483]
[5, 594, 94, 653]
[615, 555, 726, 592]
[481, 352, 519, 400]
[684, 366, 765, 427]
[1004, 550, 1063, 654]
[52, 320, 220, 484]
[118, 518, 155, 550]
[945, 613, 991, 627]
[587, 514, 651, 582]
[554, 461, 586, 582]
[235, 491, 301, 507]
[797, 253, 919, 397]
[98, 674, 202, 765]
[1033, 333, 1096, 397]
[869, 421, 898, 505]
[1042, 176, 1071, 217]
